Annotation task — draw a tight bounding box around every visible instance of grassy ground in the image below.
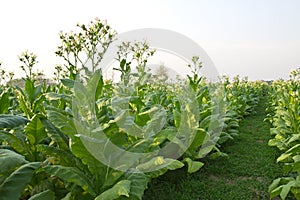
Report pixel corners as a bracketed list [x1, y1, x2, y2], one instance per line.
[143, 98, 283, 200]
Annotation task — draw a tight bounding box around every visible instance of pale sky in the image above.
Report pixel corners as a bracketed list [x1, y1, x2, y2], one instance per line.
[1, 0, 299, 80]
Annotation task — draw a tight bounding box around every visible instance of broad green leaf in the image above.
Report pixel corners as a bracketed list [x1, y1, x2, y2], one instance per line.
[135, 110, 151, 127]
[0, 131, 28, 155]
[269, 178, 281, 192]
[24, 115, 47, 145]
[123, 172, 149, 200]
[87, 69, 102, 96]
[112, 110, 143, 137]
[0, 92, 10, 114]
[33, 85, 42, 101]
[188, 128, 209, 154]
[24, 78, 35, 103]
[70, 136, 106, 185]
[286, 144, 300, 154]
[143, 105, 167, 138]
[280, 181, 294, 200]
[0, 149, 28, 184]
[293, 155, 300, 163]
[36, 145, 76, 166]
[32, 95, 46, 113]
[41, 119, 69, 150]
[153, 128, 177, 146]
[28, 189, 55, 200]
[138, 157, 184, 178]
[44, 165, 96, 196]
[277, 153, 292, 163]
[268, 139, 282, 147]
[183, 158, 204, 173]
[197, 145, 215, 159]
[270, 185, 283, 199]
[95, 180, 131, 200]
[0, 162, 41, 200]
[46, 110, 77, 137]
[61, 78, 75, 88]
[287, 134, 300, 145]
[0, 114, 29, 129]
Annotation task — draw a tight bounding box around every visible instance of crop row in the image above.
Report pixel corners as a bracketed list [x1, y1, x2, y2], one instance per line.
[267, 68, 300, 199]
[0, 18, 263, 200]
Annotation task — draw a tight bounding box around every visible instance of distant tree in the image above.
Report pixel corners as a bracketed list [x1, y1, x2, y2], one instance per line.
[155, 63, 168, 82]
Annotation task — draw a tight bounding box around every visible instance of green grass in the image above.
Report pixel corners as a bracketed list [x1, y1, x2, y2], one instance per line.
[143, 98, 283, 200]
